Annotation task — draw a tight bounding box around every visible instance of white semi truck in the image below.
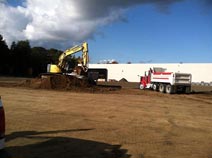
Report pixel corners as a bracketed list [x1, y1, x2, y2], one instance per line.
[139, 68, 192, 94]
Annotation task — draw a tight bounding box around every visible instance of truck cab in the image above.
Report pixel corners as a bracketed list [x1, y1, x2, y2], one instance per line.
[139, 70, 152, 89]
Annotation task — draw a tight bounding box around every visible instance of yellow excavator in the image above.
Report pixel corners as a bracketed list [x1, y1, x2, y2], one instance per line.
[47, 42, 89, 76]
[41, 42, 97, 89]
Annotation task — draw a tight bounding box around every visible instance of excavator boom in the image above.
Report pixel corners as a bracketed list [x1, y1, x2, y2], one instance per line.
[58, 42, 88, 68]
[48, 42, 89, 74]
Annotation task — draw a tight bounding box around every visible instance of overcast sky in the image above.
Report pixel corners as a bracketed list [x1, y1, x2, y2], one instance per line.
[0, 0, 211, 63]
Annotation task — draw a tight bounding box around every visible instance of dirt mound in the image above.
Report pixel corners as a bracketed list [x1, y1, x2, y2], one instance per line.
[24, 74, 121, 93]
[119, 78, 128, 82]
[25, 74, 90, 90]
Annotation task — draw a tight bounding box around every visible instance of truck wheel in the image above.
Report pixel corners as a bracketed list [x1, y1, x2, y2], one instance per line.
[152, 84, 158, 91]
[159, 84, 165, 93]
[139, 84, 144, 90]
[165, 84, 173, 94]
[185, 86, 191, 94]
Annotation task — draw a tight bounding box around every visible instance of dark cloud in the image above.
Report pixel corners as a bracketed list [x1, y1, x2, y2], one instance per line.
[204, 0, 212, 5]
[203, 0, 212, 9]
[0, 0, 185, 49]
[74, 0, 184, 19]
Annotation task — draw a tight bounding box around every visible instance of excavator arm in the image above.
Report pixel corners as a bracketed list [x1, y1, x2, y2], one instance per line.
[58, 42, 88, 68]
[48, 42, 89, 73]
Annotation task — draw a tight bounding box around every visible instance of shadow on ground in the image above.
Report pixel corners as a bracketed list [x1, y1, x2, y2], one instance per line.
[1, 129, 131, 158]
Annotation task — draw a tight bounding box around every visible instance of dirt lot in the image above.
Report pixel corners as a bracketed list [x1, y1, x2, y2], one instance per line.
[0, 77, 212, 158]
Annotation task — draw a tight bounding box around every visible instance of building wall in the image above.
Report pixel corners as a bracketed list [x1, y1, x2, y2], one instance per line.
[88, 63, 212, 83]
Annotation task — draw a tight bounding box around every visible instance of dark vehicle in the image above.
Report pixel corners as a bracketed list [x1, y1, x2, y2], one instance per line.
[0, 96, 5, 150]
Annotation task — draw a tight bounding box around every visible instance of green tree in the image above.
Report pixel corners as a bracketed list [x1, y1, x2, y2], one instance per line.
[0, 35, 10, 75]
[1, 36, 82, 76]
[11, 40, 31, 76]
[47, 48, 62, 64]
[31, 47, 48, 76]
[9, 41, 17, 75]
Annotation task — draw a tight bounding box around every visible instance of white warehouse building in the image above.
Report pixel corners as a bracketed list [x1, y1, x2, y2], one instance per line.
[88, 63, 212, 83]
